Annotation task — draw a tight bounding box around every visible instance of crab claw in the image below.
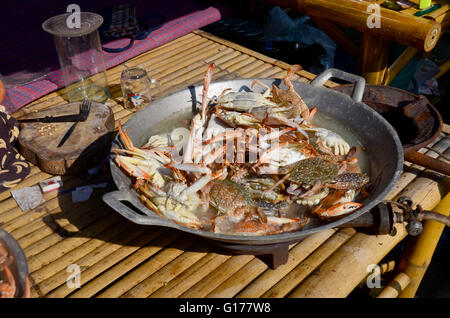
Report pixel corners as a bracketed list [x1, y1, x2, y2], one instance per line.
[114, 155, 153, 181]
[314, 202, 362, 219]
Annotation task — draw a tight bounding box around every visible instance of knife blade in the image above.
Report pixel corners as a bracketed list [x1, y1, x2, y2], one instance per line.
[57, 121, 79, 148]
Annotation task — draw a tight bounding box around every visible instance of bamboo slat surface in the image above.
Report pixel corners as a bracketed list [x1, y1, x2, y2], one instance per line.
[2, 30, 449, 298]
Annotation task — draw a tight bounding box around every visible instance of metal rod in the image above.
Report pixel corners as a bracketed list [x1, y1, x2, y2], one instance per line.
[419, 211, 450, 227]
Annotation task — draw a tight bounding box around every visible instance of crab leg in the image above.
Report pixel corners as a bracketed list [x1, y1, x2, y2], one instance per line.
[180, 174, 213, 197]
[260, 127, 296, 143]
[202, 63, 214, 120]
[166, 162, 211, 175]
[203, 129, 245, 145]
[203, 144, 227, 166]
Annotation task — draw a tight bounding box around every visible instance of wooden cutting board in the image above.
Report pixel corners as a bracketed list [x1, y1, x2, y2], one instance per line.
[18, 101, 114, 175]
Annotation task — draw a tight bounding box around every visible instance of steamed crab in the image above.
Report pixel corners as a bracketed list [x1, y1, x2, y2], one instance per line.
[209, 180, 304, 235]
[212, 80, 278, 111]
[274, 157, 368, 218]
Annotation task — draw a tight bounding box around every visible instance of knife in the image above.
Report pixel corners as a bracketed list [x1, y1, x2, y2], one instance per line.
[57, 121, 79, 148]
[19, 114, 87, 123]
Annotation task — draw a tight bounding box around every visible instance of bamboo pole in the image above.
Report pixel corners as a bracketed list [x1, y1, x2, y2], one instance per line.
[226, 229, 339, 298]
[18, 199, 105, 250]
[22, 205, 109, 257]
[122, 243, 209, 298]
[259, 228, 356, 298]
[46, 227, 165, 298]
[205, 243, 298, 298]
[397, 193, 450, 298]
[377, 273, 410, 298]
[297, 0, 441, 52]
[358, 33, 390, 85]
[69, 229, 180, 298]
[37, 222, 141, 296]
[435, 59, 450, 79]
[97, 235, 197, 298]
[26, 213, 122, 272]
[31, 221, 137, 286]
[149, 253, 231, 298]
[180, 254, 255, 298]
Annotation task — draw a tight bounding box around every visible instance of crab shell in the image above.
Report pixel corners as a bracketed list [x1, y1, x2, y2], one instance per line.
[214, 91, 278, 111]
[288, 157, 339, 186]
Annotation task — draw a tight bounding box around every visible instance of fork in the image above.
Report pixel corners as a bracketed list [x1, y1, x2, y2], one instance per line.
[57, 100, 91, 148]
[19, 100, 92, 123]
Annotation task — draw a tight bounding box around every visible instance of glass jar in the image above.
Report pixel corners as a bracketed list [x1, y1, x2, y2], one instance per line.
[42, 12, 110, 103]
[120, 67, 158, 111]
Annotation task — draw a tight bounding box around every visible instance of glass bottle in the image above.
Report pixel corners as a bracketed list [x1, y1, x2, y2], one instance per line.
[43, 12, 110, 103]
[120, 67, 158, 111]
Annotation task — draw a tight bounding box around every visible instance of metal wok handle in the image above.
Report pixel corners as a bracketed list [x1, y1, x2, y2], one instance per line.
[103, 191, 168, 227]
[310, 68, 366, 103]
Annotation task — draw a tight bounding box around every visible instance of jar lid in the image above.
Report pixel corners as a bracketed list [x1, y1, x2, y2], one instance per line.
[121, 68, 148, 80]
[42, 12, 103, 37]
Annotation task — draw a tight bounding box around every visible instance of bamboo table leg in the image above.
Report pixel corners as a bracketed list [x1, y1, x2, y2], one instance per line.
[358, 32, 390, 85]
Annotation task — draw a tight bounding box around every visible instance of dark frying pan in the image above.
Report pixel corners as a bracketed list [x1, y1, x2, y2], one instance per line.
[103, 68, 404, 245]
[332, 84, 449, 175]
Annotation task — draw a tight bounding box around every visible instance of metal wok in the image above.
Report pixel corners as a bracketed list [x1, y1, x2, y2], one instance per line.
[103, 68, 404, 245]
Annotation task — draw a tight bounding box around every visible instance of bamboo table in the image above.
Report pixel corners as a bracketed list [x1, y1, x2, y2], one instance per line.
[3, 30, 449, 298]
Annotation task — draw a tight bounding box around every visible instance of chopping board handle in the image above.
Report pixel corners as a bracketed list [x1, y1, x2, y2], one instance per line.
[103, 190, 169, 227]
[311, 68, 366, 103]
[404, 150, 450, 176]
